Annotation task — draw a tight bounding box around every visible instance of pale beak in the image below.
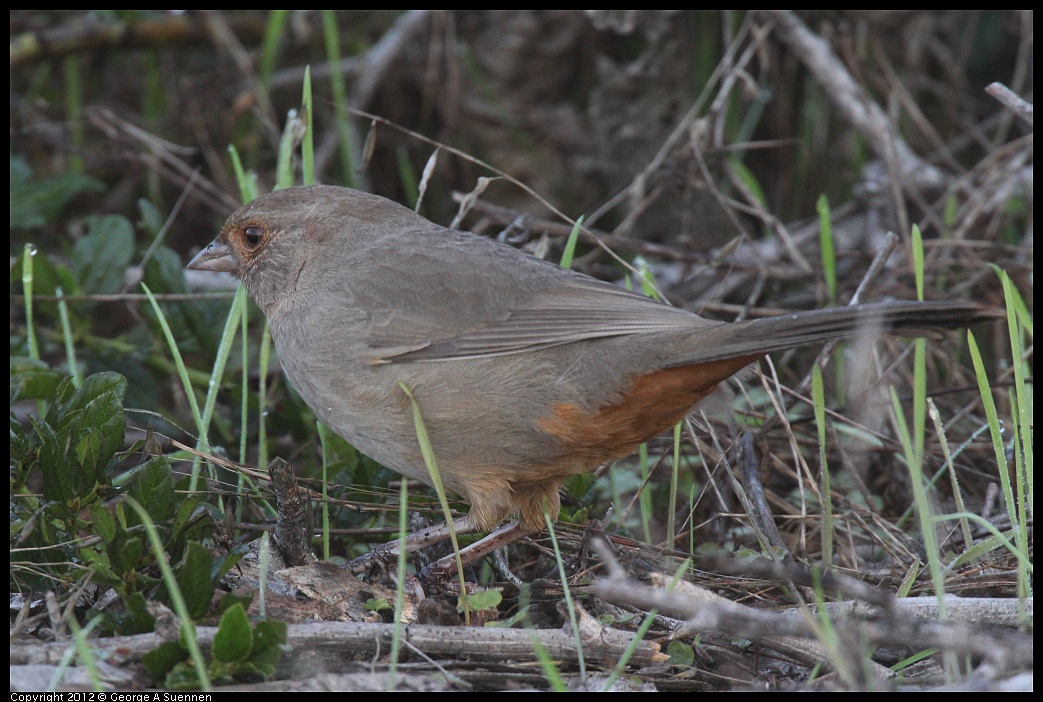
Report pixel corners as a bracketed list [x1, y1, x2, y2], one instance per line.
[187, 240, 238, 273]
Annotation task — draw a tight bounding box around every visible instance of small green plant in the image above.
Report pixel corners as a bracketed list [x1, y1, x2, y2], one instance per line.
[142, 603, 288, 689]
[10, 362, 246, 623]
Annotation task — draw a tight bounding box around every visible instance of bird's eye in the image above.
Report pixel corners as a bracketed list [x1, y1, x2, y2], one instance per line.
[243, 225, 264, 249]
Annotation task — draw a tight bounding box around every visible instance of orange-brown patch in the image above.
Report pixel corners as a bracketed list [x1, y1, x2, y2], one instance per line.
[536, 355, 761, 468]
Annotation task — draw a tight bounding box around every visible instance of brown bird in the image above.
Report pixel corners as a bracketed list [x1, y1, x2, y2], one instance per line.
[188, 185, 996, 567]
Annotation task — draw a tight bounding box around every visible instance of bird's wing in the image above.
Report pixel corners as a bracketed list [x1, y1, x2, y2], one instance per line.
[379, 283, 710, 361]
[349, 229, 711, 363]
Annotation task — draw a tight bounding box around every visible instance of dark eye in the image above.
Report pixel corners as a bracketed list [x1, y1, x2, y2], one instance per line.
[243, 225, 264, 249]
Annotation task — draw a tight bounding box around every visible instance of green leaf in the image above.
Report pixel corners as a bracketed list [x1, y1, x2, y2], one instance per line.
[137, 198, 165, 236]
[161, 492, 211, 563]
[233, 661, 276, 681]
[142, 640, 188, 683]
[458, 588, 502, 612]
[169, 492, 205, 538]
[9, 512, 69, 592]
[365, 597, 391, 612]
[78, 548, 120, 590]
[33, 414, 95, 504]
[212, 603, 253, 663]
[10, 357, 64, 402]
[111, 535, 144, 577]
[164, 660, 208, 690]
[564, 473, 596, 499]
[142, 247, 223, 357]
[559, 215, 584, 270]
[10, 248, 62, 300]
[143, 245, 190, 294]
[250, 619, 288, 662]
[125, 455, 176, 525]
[9, 154, 103, 230]
[72, 215, 134, 294]
[108, 591, 157, 636]
[174, 541, 216, 620]
[730, 159, 766, 207]
[32, 385, 122, 501]
[666, 640, 695, 667]
[74, 428, 102, 473]
[9, 247, 77, 299]
[213, 544, 251, 582]
[46, 371, 127, 479]
[87, 503, 117, 543]
[216, 592, 254, 616]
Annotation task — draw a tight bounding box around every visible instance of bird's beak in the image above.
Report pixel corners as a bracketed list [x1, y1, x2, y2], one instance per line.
[187, 239, 238, 273]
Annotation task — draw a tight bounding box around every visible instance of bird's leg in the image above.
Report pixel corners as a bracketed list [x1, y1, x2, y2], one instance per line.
[343, 515, 475, 576]
[344, 516, 530, 595]
[418, 520, 528, 583]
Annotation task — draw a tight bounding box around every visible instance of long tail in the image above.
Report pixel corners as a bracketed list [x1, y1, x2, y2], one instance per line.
[670, 301, 1001, 367]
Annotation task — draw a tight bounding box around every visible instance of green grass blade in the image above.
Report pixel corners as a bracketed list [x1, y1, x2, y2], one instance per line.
[812, 365, 833, 569]
[399, 382, 469, 619]
[558, 215, 584, 270]
[321, 11, 355, 187]
[543, 505, 585, 679]
[301, 66, 315, 186]
[816, 194, 836, 306]
[387, 477, 410, 690]
[124, 496, 212, 691]
[55, 286, 82, 388]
